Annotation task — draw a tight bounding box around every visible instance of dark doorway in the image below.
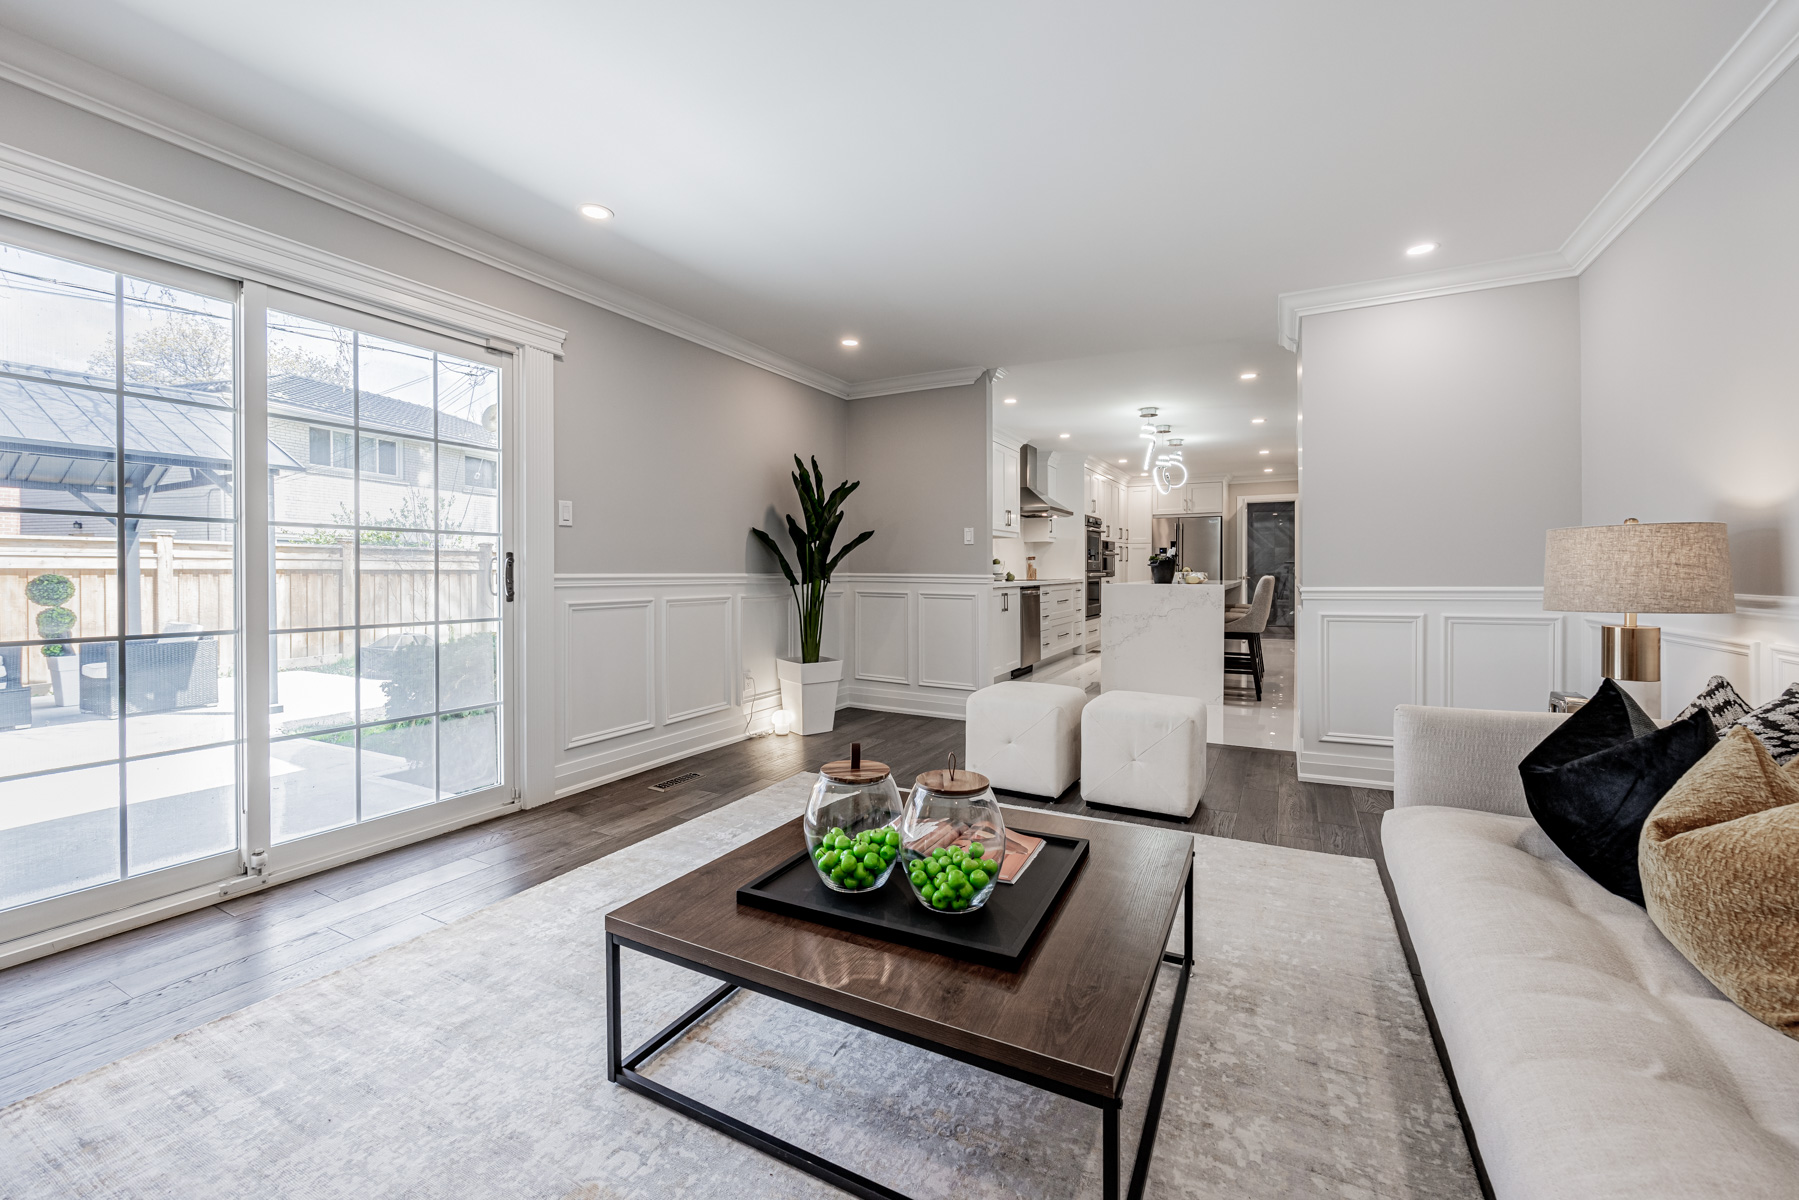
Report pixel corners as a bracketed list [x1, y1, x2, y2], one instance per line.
[1245, 501, 1295, 632]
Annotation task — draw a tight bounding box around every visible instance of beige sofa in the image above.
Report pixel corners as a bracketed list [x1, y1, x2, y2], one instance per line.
[1383, 705, 1799, 1199]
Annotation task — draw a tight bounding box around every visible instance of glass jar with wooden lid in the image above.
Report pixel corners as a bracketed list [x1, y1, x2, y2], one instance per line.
[804, 743, 903, 893]
[902, 754, 1006, 914]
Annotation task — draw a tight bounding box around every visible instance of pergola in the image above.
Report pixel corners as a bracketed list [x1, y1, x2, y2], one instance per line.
[0, 362, 300, 636]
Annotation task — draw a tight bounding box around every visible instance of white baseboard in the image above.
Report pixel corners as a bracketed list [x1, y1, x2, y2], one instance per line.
[1296, 750, 1396, 789]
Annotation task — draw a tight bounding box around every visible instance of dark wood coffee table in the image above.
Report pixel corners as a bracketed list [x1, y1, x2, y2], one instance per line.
[605, 808, 1194, 1200]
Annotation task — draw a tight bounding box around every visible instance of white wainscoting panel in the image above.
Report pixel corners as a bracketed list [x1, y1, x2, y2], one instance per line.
[1318, 613, 1424, 745]
[854, 591, 911, 684]
[918, 592, 980, 691]
[1299, 588, 1559, 789]
[1442, 614, 1563, 713]
[554, 572, 990, 797]
[662, 595, 735, 724]
[562, 597, 655, 748]
[1773, 644, 1799, 693]
[738, 593, 788, 703]
[1301, 587, 1799, 788]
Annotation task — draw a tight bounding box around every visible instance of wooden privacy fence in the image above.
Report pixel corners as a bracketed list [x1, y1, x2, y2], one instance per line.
[2, 532, 497, 688]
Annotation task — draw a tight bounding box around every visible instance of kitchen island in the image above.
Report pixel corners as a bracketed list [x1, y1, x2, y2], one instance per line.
[1099, 581, 1225, 706]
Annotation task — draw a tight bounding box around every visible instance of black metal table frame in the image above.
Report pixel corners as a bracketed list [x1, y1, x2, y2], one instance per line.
[606, 855, 1193, 1200]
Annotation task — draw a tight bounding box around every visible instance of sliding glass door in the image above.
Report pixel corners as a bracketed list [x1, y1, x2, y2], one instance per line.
[0, 232, 514, 948]
[0, 230, 242, 928]
[259, 294, 511, 870]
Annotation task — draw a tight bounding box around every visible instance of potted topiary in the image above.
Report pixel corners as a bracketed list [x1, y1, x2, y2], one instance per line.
[752, 456, 874, 735]
[1148, 551, 1178, 585]
[27, 574, 79, 706]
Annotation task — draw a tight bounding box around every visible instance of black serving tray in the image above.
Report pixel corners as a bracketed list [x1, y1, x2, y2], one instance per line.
[736, 829, 1089, 971]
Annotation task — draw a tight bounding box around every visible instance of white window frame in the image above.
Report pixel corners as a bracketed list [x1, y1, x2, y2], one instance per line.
[0, 149, 562, 971]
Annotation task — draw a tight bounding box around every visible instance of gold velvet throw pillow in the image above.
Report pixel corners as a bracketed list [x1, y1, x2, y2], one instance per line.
[1640, 728, 1799, 1039]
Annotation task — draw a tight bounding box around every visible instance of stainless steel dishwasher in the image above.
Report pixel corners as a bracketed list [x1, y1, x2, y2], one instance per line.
[1016, 585, 1041, 675]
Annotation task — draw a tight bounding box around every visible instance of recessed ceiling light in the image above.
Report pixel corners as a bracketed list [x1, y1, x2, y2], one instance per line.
[1117, 458, 1128, 464]
[579, 203, 613, 220]
[1259, 449, 1269, 455]
[1003, 396, 1017, 404]
[1406, 241, 1438, 256]
[1251, 417, 1265, 424]
[1263, 467, 1274, 473]
[1140, 472, 1149, 477]
[1058, 432, 1071, 439]
[840, 337, 859, 347]
[1240, 371, 1258, 381]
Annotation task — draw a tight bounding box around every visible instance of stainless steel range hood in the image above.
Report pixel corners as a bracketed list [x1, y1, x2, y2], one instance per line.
[1019, 444, 1074, 517]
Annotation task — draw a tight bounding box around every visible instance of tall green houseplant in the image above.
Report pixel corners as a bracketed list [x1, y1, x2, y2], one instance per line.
[752, 456, 874, 663]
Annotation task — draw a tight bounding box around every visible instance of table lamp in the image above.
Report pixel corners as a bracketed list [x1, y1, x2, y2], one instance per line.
[1542, 519, 1734, 716]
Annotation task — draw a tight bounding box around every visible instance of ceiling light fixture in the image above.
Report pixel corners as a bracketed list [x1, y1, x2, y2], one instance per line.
[1059, 432, 1070, 439]
[1264, 467, 1274, 473]
[1118, 459, 1127, 464]
[1251, 418, 1265, 424]
[1406, 241, 1438, 256]
[840, 338, 859, 347]
[1259, 449, 1269, 455]
[579, 204, 613, 220]
[1240, 371, 1258, 381]
[1003, 396, 1017, 404]
[1154, 438, 1188, 495]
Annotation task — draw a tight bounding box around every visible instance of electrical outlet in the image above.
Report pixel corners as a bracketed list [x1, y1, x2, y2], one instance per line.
[557, 500, 573, 526]
[963, 527, 974, 545]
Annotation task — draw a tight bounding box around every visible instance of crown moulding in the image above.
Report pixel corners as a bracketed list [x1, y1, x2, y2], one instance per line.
[1276, 0, 1799, 351]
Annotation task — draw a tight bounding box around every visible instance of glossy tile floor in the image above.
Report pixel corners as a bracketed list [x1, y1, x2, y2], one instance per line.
[1027, 632, 1296, 751]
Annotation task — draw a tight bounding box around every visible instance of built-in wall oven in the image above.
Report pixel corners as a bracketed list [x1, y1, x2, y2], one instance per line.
[1085, 576, 1102, 619]
[1085, 515, 1103, 574]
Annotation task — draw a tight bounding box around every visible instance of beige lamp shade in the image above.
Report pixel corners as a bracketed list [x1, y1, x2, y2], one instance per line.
[1542, 521, 1734, 614]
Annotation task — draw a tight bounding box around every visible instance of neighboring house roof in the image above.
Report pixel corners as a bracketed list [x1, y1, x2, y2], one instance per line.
[0, 363, 302, 495]
[268, 373, 493, 448]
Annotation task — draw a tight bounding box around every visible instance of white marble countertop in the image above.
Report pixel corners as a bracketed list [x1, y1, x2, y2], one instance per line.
[1107, 579, 1242, 588]
[990, 577, 1084, 587]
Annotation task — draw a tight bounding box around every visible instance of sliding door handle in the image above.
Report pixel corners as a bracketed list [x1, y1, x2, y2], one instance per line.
[505, 551, 515, 602]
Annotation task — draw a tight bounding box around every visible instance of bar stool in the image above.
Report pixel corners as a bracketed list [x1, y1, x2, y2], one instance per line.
[1224, 574, 1274, 700]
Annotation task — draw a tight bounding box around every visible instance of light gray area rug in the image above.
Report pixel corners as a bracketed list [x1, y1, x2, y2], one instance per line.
[1, 776, 1478, 1198]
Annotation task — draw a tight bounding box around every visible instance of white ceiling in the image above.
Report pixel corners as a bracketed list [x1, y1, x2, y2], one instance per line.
[0, 0, 1768, 386]
[996, 340, 1297, 481]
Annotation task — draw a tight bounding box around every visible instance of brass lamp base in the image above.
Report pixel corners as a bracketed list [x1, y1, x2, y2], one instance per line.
[1600, 624, 1661, 716]
[1600, 624, 1661, 682]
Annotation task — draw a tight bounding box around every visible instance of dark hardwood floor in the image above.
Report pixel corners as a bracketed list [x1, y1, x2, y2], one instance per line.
[0, 706, 1389, 1108]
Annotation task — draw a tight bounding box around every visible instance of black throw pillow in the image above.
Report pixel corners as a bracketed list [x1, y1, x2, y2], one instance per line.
[1519, 678, 1716, 905]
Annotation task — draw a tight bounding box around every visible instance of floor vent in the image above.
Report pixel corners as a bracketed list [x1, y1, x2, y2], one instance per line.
[649, 771, 702, 792]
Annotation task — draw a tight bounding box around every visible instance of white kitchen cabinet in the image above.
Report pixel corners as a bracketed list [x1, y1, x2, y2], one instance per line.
[1124, 485, 1151, 545]
[990, 587, 1021, 676]
[1021, 514, 1067, 542]
[1150, 478, 1226, 516]
[1084, 469, 1101, 517]
[1093, 473, 1124, 540]
[1119, 542, 1151, 582]
[992, 441, 1020, 537]
[1186, 480, 1225, 514]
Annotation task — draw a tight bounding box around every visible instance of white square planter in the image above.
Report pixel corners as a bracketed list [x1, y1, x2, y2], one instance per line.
[47, 653, 79, 708]
[777, 657, 843, 735]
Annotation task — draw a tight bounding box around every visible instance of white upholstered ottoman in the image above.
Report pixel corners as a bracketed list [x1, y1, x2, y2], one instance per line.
[964, 681, 1088, 798]
[1081, 690, 1207, 817]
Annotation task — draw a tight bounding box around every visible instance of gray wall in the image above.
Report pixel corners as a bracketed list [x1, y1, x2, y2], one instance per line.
[1580, 63, 1799, 597]
[1298, 279, 1583, 586]
[0, 77, 847, 576]
[843, 380, 991, 576]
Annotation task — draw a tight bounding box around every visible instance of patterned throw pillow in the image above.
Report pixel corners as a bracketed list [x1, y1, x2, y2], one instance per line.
[1676, 674, 1752, 730]
[1734, 683, 1799, 765]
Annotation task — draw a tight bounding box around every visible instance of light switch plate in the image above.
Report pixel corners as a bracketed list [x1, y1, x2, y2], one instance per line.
[557, 500, 573, 526]
[963, 527, 974, 545]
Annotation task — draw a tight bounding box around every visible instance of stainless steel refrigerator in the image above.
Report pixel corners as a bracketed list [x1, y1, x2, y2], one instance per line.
[1152, 515, 1222, 579]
